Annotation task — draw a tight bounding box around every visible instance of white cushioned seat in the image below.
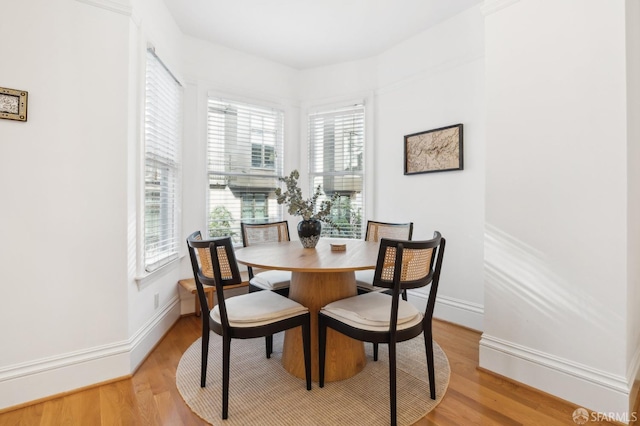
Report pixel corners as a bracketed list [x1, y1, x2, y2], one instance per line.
[250, 270, 292, 291]
[321, 292, 423, 332]
[212, 290, 308, 328]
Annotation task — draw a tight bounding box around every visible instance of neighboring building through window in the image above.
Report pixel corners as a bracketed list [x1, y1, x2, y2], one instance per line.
[207, 97, 284, 242]
[242, 193, 268, 221]
[143, 48, 183, 272]
[308, 103, 365, 238]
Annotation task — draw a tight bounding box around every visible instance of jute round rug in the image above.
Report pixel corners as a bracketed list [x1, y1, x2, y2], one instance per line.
[176, 332, 450, 425]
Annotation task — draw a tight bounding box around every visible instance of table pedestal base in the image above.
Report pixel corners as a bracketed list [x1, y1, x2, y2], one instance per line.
[282, 271, 366, 382]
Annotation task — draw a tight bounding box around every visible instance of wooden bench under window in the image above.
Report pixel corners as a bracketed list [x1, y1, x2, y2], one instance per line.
[178, 273, 249, 316]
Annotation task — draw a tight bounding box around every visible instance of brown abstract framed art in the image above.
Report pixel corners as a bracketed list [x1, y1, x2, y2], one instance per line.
[404, 124, 463, 175]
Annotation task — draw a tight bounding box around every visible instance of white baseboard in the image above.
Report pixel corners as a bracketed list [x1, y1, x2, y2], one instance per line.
[409, 291, 484, 331]
[629, 344, 640, 417]
[479, 333, 632, 418]
[0, 297, 180, 410]
[129, 296, 181, 371]
[0, 341, 131, 410]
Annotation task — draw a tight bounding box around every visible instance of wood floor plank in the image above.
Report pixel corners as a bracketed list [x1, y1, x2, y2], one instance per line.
[0, 315, 633, 425]
[99, 380, 141, 425]
[59, 388, 101, 425]
[423, 387, 521, 426]
[0, 403, 42, 426]
[453, 373, 570, 425]
[132, 382, 162, 426]
[38, 398, 65, 426]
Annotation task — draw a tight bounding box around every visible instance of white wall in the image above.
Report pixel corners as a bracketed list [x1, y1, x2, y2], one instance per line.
[481, 0, 633, 417]
[374, 6, 485, 330]
[3, 0, 637, 418]
[297, 57, 378, 101]
[0, 0, 132, 408]
[296, 6, 486, 330]
[178, 35, 300, 288]
[125, 0, 186, 372]
[0, 0, 300, 409]
[626, 0, 640, 409]
[129, 0, 303, 343]
[0, 1, 485, 409]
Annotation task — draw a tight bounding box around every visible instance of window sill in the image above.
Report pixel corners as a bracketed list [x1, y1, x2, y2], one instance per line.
[135, 254, 184, 290]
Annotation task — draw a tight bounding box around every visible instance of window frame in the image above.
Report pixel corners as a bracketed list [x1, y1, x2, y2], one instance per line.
[139, 47, 184, 276]
[307, 100, 368, 239]
[205, 94, 286, 242]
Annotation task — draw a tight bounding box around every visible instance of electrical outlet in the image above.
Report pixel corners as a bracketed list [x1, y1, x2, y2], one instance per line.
[154, 293, 159, 309]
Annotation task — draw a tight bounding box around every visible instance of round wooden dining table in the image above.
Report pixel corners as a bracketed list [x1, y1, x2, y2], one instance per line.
[235, 238, 379, 382]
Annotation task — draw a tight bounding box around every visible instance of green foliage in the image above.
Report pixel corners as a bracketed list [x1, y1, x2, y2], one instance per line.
[324, 197, 362, 238]
[209, 205, 237, 238]
[274, 170, 338, 223]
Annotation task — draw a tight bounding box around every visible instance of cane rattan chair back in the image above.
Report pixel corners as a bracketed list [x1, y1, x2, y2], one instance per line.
[357, 220, 414, 299]
[318, 232, 445, 426]
[365, 221, 414, 242]
[187, 232, 245, 324]
[241, 221, 292, 296]
[241, 221, 290, 246]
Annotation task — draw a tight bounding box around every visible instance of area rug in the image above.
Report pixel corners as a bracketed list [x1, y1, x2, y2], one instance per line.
[176, 333, 450, 425]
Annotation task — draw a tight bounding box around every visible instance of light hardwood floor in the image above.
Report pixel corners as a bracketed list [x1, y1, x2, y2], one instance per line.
[0, 316, 629, 425]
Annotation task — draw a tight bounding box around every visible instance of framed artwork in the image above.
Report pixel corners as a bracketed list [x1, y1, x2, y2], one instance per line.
[404, 124, 463, 175]
[0, 87, 28, 122]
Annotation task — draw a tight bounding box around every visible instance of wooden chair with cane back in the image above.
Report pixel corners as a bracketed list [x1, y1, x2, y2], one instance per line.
[355, 220, 414, 300]
[318, 232, 445, 426]
[186, 231, 312, 420]
[240, 221, 292, 296]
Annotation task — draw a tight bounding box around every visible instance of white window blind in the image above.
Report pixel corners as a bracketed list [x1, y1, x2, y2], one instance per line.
[207, 97, 284, 243]
[309, 103, 365, 239]
[143, 48, 183, 272]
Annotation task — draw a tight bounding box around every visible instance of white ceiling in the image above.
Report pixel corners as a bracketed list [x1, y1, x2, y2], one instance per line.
[162, 0, 482, 70]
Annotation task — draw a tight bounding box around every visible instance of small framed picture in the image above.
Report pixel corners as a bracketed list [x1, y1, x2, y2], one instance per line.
[404, 124, 463, 175]
[0, 87, 28, 122]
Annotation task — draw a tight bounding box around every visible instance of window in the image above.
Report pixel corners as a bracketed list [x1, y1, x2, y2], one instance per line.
[207, 97, 284, 242]
[143, 48, 183, 272]
[252, 143, 275, 168]
[242, 193, 268, 220]
[308, 103, 365, 239]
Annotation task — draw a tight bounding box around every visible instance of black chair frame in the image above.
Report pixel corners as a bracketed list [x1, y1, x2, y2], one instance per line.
[318, 233, 445, 426]
[187, 231, 312, 420]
